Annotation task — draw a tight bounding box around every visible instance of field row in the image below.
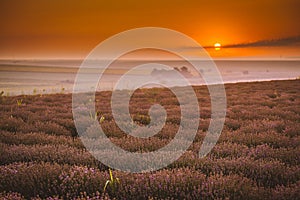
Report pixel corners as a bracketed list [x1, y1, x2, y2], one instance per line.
[1, 162, 299, 199]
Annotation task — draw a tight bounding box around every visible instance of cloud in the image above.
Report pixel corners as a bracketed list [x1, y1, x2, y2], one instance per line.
[204, 35, 300, 49]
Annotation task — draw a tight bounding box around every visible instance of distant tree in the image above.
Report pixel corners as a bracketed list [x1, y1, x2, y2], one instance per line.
[151, 68, 158, 76]
[181, 66, 188, 72]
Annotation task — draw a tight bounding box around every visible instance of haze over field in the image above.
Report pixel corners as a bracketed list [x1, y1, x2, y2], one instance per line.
[0, 59, 299, 95]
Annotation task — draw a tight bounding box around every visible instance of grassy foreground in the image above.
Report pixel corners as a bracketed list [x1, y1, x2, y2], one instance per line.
[0, 80, 299, 199]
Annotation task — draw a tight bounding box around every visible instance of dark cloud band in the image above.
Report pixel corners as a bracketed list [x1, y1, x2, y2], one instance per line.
[203, 35, 300, 49]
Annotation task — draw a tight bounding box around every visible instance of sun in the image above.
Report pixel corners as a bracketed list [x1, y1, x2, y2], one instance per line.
[214, 43, 221, 51]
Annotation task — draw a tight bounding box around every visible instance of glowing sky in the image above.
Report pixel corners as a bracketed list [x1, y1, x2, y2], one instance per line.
[0, 0, 299, 59]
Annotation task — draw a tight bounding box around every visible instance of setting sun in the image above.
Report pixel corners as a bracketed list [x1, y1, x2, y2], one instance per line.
[214, 43, 221, 51]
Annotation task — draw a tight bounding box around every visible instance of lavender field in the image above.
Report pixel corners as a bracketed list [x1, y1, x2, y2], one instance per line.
[0, 79, 299, 199]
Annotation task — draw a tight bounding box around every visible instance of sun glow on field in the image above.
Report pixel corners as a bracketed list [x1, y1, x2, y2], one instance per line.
[214, 43, 221, 51]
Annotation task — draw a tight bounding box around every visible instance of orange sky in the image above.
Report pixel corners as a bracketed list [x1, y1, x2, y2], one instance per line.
[0, 0, 299, 59]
